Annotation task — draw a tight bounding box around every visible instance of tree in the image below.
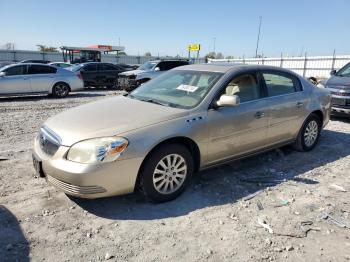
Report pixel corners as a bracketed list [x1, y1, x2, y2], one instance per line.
[204, 52, 216, 59]
[226, 55, 235, 59]
[36, 45, 58, 52]
[204, 52, 225, 59]
[118, 51, 127, 56]
[144, 52, 152, 57]
[215, 52, 224, 59]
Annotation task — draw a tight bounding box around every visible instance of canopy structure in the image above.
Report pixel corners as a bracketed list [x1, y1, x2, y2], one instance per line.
[60, 45, 125, 63]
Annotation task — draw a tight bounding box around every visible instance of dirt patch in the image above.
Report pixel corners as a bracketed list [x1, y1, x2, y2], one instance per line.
[0, 91, 349, 261]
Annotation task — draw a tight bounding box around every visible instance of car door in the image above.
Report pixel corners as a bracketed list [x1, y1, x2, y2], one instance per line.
[97, 64, 122, 86]
[0, 65, 30, 94]
[260, 71, 308, 144]
[206, 72, 269, 164]
[27, 65, 57, 92]
[80, 64, 98, 86]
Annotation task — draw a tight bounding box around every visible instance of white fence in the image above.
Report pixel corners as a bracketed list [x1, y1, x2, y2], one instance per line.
[0, 49, 205, 65]
[209, 55, 350, 79]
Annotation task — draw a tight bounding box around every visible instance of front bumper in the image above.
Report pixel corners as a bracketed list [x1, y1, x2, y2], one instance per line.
[33, 136, 144, 199]
[118, 76, 138, 91]
[330, 94, 350, 115]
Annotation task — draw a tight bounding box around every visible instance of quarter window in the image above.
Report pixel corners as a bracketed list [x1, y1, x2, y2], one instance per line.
[262, 73, 300, 97]
[224, 73, 261, 103]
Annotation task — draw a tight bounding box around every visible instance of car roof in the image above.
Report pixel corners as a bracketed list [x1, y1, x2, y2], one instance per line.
[175, 63, 298, 74]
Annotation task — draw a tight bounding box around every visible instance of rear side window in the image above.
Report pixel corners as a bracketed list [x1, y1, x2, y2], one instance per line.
[28, 65, 56, 74]
[262, 72, 301, 97]
[159, 61, 188, 70]
[83, 64, 97, 71]
[99, 64, 117, 71]
[4, 65, 27, 76]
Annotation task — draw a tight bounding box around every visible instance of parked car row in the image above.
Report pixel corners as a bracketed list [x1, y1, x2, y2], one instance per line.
[0, 59, 191, 97]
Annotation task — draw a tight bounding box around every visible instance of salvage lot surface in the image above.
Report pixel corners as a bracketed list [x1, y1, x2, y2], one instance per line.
[0, 90, 349, 262]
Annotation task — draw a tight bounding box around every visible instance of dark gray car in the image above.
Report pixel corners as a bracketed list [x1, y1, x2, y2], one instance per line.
[319, 62, 350, 116]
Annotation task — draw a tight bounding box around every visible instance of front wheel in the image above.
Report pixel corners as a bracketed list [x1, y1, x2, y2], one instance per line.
[293, 114, 321, 151]
[52, 83, 70, 98]
[139, 144, 194, 203]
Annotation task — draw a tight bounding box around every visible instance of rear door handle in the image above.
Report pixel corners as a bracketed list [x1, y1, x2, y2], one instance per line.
[255, 111, 265, 119]
[296, 102, 304, 108]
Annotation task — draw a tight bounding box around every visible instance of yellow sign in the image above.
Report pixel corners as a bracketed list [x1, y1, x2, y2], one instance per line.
[188, 44, 201, 51]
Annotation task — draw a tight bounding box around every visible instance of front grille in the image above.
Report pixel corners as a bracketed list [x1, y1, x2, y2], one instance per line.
[331, 97, 350, 107]
[47, 175, 106, 195]
[331, 91, 350, 97]
[38, 127, 61, 156]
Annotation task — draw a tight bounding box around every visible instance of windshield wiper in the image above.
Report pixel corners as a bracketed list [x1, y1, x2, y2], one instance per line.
[140, 98, 170, 107]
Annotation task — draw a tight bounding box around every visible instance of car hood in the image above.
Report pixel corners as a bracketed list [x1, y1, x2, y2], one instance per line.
[44, 96, 188, 146]
[119, 69, 147, 76]
[326, 75, 350, 89]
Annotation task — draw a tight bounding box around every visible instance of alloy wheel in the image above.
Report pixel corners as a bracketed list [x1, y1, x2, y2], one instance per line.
[304, 120, 318, 147]
[152, 154, 187, 195]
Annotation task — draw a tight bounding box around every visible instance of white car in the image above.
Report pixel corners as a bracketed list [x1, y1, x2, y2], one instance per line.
[0, 63, 84, 98]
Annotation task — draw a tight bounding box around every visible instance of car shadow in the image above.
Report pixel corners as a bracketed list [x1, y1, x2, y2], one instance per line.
[0, 91, 108, 102]
[331, 115, 350, 124]
[0, 205, 29, 261]
[71, 129, 350, 220]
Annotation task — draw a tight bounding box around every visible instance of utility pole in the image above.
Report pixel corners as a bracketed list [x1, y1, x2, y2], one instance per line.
[255, 16, 262, 58]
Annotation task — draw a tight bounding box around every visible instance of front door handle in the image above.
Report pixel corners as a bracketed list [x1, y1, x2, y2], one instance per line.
[296, 102, 304, 108]
[255, 111, 265, 119]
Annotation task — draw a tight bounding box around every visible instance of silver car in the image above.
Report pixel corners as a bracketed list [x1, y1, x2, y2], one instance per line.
[318, 62, 350, 115]
[33, 64, 331, 202]
[0, 63, 84, 98]
[118, 60, 189, 91]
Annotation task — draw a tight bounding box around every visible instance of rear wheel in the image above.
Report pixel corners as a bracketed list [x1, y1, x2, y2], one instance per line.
[293, 114, 321, 151]
[52, 82, 70, 98]
[139, 144, 194, 202]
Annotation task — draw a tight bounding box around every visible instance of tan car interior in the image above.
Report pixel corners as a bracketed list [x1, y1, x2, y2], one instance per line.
[225, 74, 260, 102]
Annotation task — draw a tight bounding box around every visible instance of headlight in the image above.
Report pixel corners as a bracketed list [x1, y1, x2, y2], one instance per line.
[67, 137, 128, 164]
[317, 83, 325, 88]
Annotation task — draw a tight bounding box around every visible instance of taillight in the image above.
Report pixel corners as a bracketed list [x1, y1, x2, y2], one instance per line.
[77, 72, 83, 80]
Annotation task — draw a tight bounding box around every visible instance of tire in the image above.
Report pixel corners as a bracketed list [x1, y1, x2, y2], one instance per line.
[52, 82, 70, 98]
[139, 144, 194, 203]
[293, 113, 322, 152]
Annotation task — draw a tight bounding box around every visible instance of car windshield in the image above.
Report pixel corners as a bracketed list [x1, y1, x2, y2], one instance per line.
[138, 61, 157, 70]
[129, 70, 223, 109]
[336, 63, 350, 77]
[67, 64, 84, 72]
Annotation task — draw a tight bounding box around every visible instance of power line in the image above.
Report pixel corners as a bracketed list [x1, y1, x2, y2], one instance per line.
[255, 16, 262, 58]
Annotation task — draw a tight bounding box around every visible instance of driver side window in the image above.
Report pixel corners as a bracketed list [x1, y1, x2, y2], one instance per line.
[224, 73, 261, 103]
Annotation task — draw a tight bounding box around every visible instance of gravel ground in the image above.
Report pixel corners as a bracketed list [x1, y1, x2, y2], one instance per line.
[0, 90, 349, 262]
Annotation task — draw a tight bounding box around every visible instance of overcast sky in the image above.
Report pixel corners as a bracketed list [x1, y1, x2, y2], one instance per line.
[1, 0, 350, 57]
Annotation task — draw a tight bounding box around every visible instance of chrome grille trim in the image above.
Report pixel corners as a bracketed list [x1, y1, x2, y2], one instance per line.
[47, 175, 107, 195]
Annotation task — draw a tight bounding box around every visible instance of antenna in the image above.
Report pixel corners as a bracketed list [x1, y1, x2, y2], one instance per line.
[255, 16, 262, 58]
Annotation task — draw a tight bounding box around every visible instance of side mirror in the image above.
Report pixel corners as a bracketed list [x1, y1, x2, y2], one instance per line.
[330, 69, 336, 75]
[0, 72, 6, 77]
[154, 67, 160, 71]
[216, 94, 240, 107]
